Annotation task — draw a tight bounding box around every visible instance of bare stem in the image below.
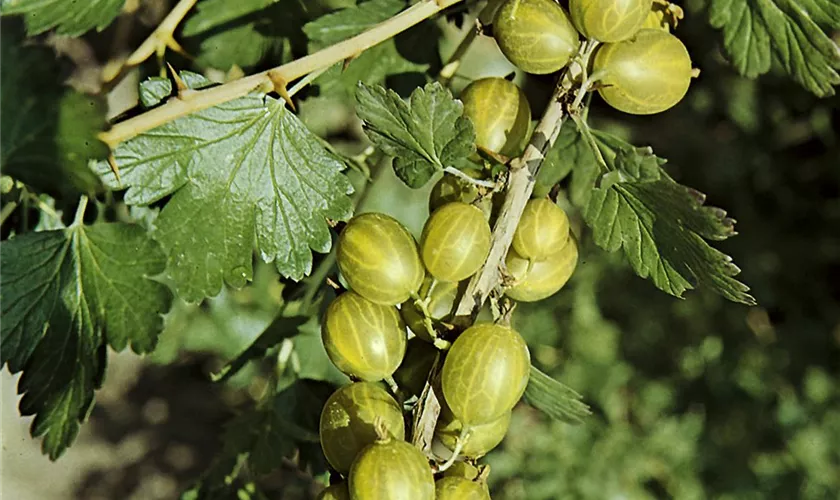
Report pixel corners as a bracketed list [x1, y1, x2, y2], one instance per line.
[443, 166, 496, 188]
[100, 0, 466, 147]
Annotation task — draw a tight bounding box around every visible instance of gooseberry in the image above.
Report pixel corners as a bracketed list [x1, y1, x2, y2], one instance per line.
[435, 477, 490, 500]
[337, 212, 424, 305]
[436, 406, 511, 458]
[319, 382, 405, 474]
[441, 323, 530, 425]
[322, 291, 407, 381]
[493, 0, 581, 74]
[569, 0, 652, 42]
[512, 198, 571, 261]
[460, 77, 531, 156]
[348, 437, 435, 500]
[505, 235, 578, 302]
[592, 29, 693, 115]
[421, 202, 491, 282]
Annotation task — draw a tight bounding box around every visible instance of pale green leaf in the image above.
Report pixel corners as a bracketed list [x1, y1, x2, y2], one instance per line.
[524, 365, 591, 424]
[355, 82, 475, 188]
[0, 221, 172, 459]
[92, 74, 354, 302]
[707, 0, 840, 97]
[1, 0, 124, 36]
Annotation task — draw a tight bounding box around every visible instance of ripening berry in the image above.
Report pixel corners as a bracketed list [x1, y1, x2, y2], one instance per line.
[319, 382, 405, 474]
[505, 235, 578, 302]
[337, 212, 424, 305]
[460, 78, 531, 156]
[441, 323, 530, 425]
[593, 29, 693, 115]
[570, 0, 652, 43]
[421, 202, 491, 282]
[322, 291, 407, 381]
[348, 438, 435, 500]
[512, 198, 571, 261]
[493, 0, 581, 74]
[435, 477, 490, 500]
[436, 405, 511, 458]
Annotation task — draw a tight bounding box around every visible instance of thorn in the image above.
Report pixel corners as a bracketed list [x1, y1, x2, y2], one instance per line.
[268, 70, 296, 111]
[691, 68, 701, 78]
[326, 277, 341, 290]
[342, 53, 361, 71]
[167, 63, 190, 97]
[107, 154, 122, 184]
[165, 36, 192, 60]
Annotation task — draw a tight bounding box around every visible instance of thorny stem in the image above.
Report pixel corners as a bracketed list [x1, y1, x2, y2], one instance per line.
[100, 0, 466, 147]
[105, 0, 198, 83]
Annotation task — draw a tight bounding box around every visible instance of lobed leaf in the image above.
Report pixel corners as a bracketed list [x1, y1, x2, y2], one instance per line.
[707, 0, 840, 97]
[579, 130, 756, 304]
[0, 221, 172, 459]
[355, 81, 475, 187]
[524, 365, 591, 424]
[93, 73, 354, 302]
[1, 0, 124, 36]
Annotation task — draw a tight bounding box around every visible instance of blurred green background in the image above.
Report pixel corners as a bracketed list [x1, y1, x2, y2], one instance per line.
[2, 0, 838, 498]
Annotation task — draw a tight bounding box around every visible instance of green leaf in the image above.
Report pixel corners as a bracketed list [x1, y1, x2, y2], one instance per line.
[524, 365, 591, 424]
[707, 0, 840, 97]
[181, 0, 282, 36]
[0, 22, 108, 196]
[355, 82, 475, 188]
[185, 381, 331, 497]
[293, 315, 350, 385]
[534, 120, 595, 199]
[579, 131, 756, 305]
[1, 0, 125, 36]
[138, 77, 173, 109]
[212, 314, 308, 383]
[0, 219, 172, 459]
[184, 2, 306, 71]
[92, 74, 354, 302]
[303, 0, 439, 99]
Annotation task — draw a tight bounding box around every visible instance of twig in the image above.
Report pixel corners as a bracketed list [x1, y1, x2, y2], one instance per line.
[99, 0, 466, 147]
[104, 0, 199, 83]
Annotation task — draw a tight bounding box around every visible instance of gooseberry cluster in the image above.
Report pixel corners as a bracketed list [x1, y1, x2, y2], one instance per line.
[316, 0, 696, 496]
[493, 0, 693, 115]
[318, 164, 576, 498]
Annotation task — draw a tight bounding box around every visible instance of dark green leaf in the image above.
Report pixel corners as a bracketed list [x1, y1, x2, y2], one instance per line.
[184, 2, 306, 71]
[708, 0, 840, 97]
[355, 82, 475, 188]
[579, 131, 755, 304]
[1, 0, 125, 36]
[0, 22, 108, 196]
[534, 120, 595, 199]
[92, 73, 354, 302]
[181, 0, 281, 36]
[304, 0, 439, 98]
[524, 365, 591, 424]
[0, 220, 172, 459]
